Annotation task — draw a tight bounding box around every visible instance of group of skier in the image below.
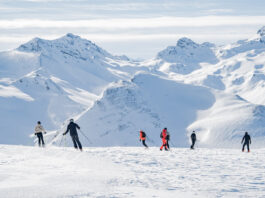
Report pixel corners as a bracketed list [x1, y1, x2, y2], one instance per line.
[34, 119, 83, 151]
[34, 120, 252, 152]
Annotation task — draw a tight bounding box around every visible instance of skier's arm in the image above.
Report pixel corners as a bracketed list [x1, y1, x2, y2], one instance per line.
[241, 136, 245, 144]
[63, 125, 70, 135]
[76, 124, 80, 130]
[41, 126, 46, 134]
[250, 137, 251, 144]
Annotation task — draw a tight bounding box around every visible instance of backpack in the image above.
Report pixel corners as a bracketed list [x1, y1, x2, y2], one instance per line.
[141, 131, 146, 138]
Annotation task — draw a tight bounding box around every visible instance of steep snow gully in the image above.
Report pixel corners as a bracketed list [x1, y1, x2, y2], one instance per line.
[1, 27, 265, 148]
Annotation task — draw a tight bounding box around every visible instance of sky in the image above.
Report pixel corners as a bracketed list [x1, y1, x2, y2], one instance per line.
[0, 0, 265, 59]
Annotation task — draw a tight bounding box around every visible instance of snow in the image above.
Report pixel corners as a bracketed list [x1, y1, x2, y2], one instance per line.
[0, 84, 34, 101]
[1, 27, 265, 148]
[0, 145, 265, 198]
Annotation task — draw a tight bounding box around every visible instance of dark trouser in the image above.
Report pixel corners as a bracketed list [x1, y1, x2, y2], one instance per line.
[36, 133, 45, 147]
[190, 139, 196, 149]
[242, 142, 250, 151]
[166, 140, 170, 149]
[71, 135, 82, 150]
[142, 140, 148, 148]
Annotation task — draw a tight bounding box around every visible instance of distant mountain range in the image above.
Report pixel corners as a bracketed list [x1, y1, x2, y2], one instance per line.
[1, 27, 265, 148]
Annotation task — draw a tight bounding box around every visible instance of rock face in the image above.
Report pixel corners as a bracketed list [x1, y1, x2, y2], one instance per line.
[1, 28, 265, 148]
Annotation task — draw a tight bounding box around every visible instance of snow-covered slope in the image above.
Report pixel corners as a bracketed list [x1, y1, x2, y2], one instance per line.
[1, 27, 265, 147]
[58, 73, 214, 147]
[1, 145, 265, 198]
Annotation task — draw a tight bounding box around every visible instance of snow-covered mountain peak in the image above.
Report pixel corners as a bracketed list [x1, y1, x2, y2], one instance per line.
[176, 37, 199, 48]
[17, 33, 113, 61]
[156, 37, 218, 74]
[65, 33, 81, 39]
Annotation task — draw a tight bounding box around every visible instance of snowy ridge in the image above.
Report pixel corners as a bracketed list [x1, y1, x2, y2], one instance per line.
[1, 27, 265, 147]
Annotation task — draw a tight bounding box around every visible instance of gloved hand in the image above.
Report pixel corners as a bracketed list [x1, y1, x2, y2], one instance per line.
[139, 139, 141, 142]
[63, 132, 66, 136]
[44, 131, 47, 134]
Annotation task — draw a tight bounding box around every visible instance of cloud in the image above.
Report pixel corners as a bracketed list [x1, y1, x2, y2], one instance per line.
[0, 16, 264, 30]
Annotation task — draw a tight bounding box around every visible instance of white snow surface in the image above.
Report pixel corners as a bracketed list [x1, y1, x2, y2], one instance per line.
[0, 145, 265, 198]
[1, 27, 265, 147]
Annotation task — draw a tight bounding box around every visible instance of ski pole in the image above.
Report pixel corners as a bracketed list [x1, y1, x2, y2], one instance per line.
[169, 140, 176, 147]
[146, 135, 156, 146]
[64, 135, 67, 148]
[59, 135, 64, 146]
[79, 129, 92, 144]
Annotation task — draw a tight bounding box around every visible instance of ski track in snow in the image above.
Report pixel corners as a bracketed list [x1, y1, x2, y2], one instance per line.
[0, 145, 265, 198]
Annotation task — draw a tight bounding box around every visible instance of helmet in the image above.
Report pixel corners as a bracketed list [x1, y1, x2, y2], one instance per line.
[37, 121, 41, 124]
[70, 119, 74, 122]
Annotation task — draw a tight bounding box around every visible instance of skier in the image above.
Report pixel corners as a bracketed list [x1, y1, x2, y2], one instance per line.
[190, 131, 196, 149]
[166, 131, 170, 149]
[139, 130, 148, 148]
[34, 121, 46, 147]
[63, 119, 83, 151]
[160, 128, 168, 151]
[241, 132, 251, 152]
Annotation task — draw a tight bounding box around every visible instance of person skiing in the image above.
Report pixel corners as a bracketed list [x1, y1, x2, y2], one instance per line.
[190, 131, 196, 149]
[139, 130, 148, 148]
[63, 119, 83, 151]
[34, 121, 46, 147]
[241, 132, 251, 152]
[160, 128, 168, 151]
[166, 131, 170, 149]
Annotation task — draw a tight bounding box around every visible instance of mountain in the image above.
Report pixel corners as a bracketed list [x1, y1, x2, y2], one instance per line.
[0, 34, 141, 144]
[155, 37, 218, 74]
[1, 28, 265, 147]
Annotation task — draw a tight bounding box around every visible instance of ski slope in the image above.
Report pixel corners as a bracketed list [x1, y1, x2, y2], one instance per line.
[0, 145, 264, 198]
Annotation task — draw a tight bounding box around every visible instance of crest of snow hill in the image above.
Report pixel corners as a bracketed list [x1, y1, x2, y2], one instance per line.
[1, 27, 265, 148]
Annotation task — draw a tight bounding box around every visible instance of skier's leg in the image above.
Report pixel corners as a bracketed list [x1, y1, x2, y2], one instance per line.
[163, 139, 168, 150]
[167, 140, 170, 149]
[191, 140, 195, 149]
[37, 133, 41, 147]
[75, 136, 82, 150]
[160, 143, 164, 150]
[71, 136, 78, 149]
[40, 133, 45, 147]
[247, 142, 250, 152]
[242, 143, 246, 151]
[142, 140, 148, 148]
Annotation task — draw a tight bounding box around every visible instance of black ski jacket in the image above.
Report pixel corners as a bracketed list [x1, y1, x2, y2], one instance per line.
[65, 122, 80, 136]
[242, 134, 251, 144]
[191, 133, 196, 141]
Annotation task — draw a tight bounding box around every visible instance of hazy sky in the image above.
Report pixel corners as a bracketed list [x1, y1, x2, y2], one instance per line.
[0, 0, 265, 58]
